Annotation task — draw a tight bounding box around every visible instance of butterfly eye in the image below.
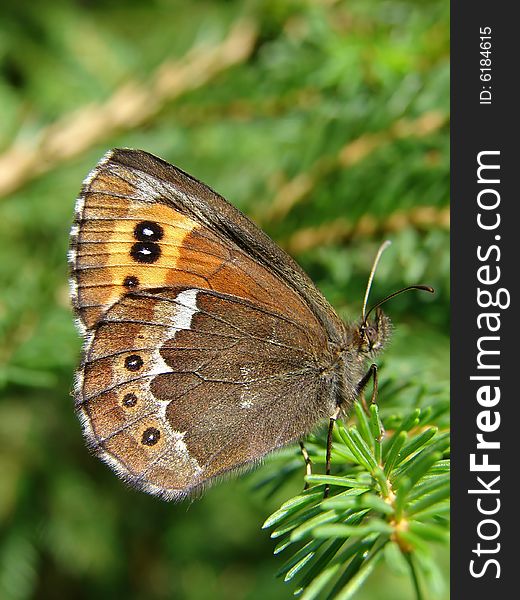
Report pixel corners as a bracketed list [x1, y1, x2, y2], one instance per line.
[366, 326, 378, 343]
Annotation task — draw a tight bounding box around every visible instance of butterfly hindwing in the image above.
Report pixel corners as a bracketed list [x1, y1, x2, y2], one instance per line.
[76, 286, 336, 499]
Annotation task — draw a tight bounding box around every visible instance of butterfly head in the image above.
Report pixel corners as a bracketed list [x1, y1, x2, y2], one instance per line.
[353, 283, 434, 359]
[356, 307, 392, 356]
[353, 241, 432, 358]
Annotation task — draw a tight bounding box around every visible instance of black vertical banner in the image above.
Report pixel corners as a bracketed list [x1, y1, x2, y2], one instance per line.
[451, 2, 516, 598]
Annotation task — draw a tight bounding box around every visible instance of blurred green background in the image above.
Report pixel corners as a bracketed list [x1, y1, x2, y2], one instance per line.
[0, 1, 449, 598]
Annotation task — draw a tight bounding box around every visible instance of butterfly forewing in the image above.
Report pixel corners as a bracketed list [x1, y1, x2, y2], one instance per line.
[69, 149, 327, 333]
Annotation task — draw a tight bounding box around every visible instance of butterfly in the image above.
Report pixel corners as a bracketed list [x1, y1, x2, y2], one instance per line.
[69, 149, 432, 500]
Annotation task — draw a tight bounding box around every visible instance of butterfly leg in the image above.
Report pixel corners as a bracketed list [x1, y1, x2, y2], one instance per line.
[357, 363, 378, 416]
[324, 406, 341, 498]
[299, 441, 312, 490]
[357, 364, 386, 444]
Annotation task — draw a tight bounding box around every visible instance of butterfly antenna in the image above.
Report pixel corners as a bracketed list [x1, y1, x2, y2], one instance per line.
[364, 285, 435, 324]
[361, 240, 392, 322]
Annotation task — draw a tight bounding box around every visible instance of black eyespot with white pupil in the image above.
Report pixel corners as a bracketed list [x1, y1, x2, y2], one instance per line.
[123, 275, 139, 288]
[130, 241, 161, 264]
[123, 392, 138, 407]
[130, 221, 163, 264]
[142, 427, 161, 446]
[124, 354, 143, 371]
[134, 221, 164, 242]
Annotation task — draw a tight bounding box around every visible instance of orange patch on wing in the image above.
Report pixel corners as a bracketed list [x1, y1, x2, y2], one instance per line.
[176, 230, 314, 325]
[74, 191, 201, 328]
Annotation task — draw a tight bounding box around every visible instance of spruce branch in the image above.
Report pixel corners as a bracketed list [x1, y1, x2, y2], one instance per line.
[262, 401, 450, 599]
